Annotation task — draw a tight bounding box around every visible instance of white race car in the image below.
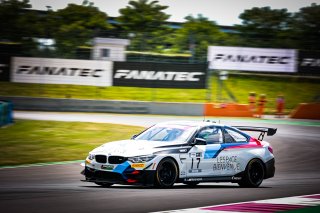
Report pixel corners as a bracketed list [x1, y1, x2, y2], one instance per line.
[81, 120, 276, 188]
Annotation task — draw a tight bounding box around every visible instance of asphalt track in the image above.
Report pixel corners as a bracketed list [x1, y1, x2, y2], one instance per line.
[1, 112, 320, 213]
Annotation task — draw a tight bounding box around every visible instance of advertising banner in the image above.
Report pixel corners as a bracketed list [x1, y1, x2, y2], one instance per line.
[298, 50, 320, 74]
[113, 62, 207, 88]
[0, 55, 10, 81]
[208, 46, 297, 73]
[11, 57, 113, 87]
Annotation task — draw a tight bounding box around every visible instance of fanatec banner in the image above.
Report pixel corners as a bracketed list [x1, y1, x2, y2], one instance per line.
[298, 50, 320, 74]
[11, 57, 113, 86]
[0, 55, 10, 81]
[113, 62, 207, 88]
[208, 46, 297, 73]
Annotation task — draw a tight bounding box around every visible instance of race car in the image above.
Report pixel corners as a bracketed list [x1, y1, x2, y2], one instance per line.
[81, 120, 276, 188]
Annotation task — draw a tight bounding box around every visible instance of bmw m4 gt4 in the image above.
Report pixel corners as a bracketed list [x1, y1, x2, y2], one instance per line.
[81, 120, 276, 188]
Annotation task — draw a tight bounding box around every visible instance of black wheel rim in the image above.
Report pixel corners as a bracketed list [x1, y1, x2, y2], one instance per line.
[249, 162, 264, 185]
[158, 162, 176, 185]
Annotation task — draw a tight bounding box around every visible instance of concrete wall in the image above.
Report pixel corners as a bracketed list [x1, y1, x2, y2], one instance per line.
[0, 96, 203, 116]
[149, 102, 203, 116]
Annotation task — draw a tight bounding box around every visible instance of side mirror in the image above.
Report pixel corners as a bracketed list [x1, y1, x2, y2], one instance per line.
[131, 134, 138, 140]
[192, 138, 207, 146]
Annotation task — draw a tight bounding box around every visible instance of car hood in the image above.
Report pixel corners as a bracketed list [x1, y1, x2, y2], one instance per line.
[91, 139, 184, 157]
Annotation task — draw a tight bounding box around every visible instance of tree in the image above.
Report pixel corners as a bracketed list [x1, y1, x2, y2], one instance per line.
[0, 0, 39, 41]
[118, 0, 169, 33]
[172, 15, 230, 62]
[117, 0, 170, 51]
[49, 2, 112, 57]
[236, 7, 292, 48]
[291, 3, 320, 50]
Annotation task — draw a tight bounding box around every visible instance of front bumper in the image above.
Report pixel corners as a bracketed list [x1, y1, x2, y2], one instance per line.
[82, 166, 156, 186]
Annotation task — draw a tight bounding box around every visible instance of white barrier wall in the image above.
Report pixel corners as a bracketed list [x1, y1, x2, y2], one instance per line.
[11, 57, 113, 87]
[208, 46, 297, 73]
[0, 96, 204, 116]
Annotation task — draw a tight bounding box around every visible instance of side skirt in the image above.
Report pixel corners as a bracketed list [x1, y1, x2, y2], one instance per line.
[182, 172, 244, 183]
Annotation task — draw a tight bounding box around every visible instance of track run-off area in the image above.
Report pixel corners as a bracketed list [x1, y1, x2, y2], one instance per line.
[0, 111, 320, 213]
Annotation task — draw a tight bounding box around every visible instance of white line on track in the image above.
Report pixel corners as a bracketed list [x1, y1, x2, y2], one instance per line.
[152, 193, 320, 213]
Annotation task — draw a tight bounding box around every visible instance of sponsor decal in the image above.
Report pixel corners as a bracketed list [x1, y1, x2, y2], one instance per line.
[232, 176, 242, 180]
[185, 178, 203, 181]
[212, 155, 241, 171]
[212, 54, 290, 64]
[208, 46, 297, 73]
[113, 62, 207, 88]
[131, 163, 146, 169]
[101, 165, 114, 170]
[114, 70, 204, 81]
[179, 149, 188, 153]
[298, 50, 320, 73]
[189, 157, 201, 172]
[16, 65, 104, 77]
[0, 64, 7, 73]
[0, 54, 10, 81]
[300, 58, 320, 67]
[12, 57, 113, 86]
[189, 152, 202, 158]
[188, 169, 202, 173]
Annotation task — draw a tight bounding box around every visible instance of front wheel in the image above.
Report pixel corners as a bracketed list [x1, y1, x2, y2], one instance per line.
[238, 159, 265, 188]
[155, 158, 178, 188]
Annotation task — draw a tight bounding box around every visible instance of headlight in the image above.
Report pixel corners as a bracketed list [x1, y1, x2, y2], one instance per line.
[88, 153, 95, 160]
[128, 155, 156, 163]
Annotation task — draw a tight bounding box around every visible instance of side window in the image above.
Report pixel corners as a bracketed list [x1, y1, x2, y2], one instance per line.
[196, 126, 223, 144]
[101, 48, 110, 58]
[223, 128, 248, 143]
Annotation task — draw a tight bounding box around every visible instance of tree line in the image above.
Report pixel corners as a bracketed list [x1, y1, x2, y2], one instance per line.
[0, 0, 319, 60]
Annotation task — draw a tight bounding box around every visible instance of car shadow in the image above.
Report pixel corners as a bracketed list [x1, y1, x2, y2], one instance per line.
[80, 184, 272, 190]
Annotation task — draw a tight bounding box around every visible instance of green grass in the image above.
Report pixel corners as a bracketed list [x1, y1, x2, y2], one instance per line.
[220, 74, 320, 113]
[0, 120, 144, 166]
[0, 81, 207, 102]
[284, 205, 320, 213]
[0, 74, 319, 114]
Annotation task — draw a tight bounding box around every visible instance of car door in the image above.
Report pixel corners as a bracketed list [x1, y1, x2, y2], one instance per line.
[186, 126, 224, 178]
[211, 127, 250, 176]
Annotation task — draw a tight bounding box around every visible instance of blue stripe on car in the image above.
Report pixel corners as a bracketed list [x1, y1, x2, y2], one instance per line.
[113, 161, 131, 179]
[204, 143, 248, 159]
[204, 145, 222, 159]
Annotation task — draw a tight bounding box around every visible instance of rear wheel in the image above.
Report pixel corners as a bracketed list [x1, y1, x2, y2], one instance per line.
[155, 158, 178, 188]
[238, 159, 265, 188]
[95, 182, 113, 187]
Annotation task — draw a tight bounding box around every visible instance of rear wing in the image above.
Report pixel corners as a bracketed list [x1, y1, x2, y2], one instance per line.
[233, 126, 277, 140]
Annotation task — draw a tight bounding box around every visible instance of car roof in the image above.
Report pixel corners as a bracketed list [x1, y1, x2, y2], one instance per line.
[155, 120, 226, 128]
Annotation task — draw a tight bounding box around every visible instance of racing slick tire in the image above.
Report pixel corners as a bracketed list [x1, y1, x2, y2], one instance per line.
[155, 158, 178, 188]
[238, 159, 265, 188]
[95, 182, 113, 187]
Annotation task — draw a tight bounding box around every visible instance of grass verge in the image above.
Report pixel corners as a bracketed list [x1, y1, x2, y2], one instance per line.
[1, 74, 319, 114]
[0, 120, 144, 166]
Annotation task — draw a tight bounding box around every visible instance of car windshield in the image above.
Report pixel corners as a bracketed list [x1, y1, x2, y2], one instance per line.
[135, 124, 197, 143]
